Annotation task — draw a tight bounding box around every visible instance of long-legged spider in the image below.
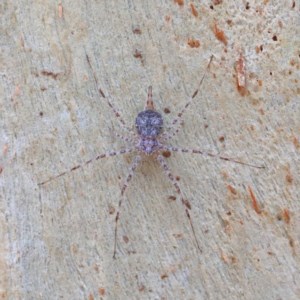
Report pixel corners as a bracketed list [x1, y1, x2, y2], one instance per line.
[38, 55, 264, 258]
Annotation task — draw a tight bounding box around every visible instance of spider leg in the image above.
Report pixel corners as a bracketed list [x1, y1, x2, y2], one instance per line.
[167, 55, 214, 139]
[37, 148, 135, 186]
[156, 154, 202, 253]
[160, 120, 184, 141]
[86, 54, 134, 134]
[145, 86, 155, 110]
[162, 146, 265, 169]
[113, 155, 142, 259]
[114, 131, 137, 144]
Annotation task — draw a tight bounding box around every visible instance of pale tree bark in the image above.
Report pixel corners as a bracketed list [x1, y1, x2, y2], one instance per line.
[1, 1, 299, 299]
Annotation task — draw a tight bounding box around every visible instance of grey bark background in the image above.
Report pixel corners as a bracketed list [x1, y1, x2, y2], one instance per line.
[1, 0, 299, 299]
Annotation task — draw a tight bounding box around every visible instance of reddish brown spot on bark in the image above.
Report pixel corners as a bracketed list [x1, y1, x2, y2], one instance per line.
[88, 294, 94, 300]
[292, 136, 299, 149]
[123, 235, 129, 243]
[108, 205, 115, 215]
[282, 209, 291, 224]
[0, 166, 3, 174]
[219, 135, 225, 142]
[227, 185, 237, 195]
[133, 28, 142, 34]
[134, 49, 143, 60]
[190, 3, 198, 17]
[213, 0, 223, 4]
[173, 233, 183, 239]
[286, 173, 293, 184]
[3, 144, 9, 156]
[175, 175, 180, 181]
[41, 70, 60, 80]
[272, 35, 278, 41]
[165, 15, 171, 22]
[213, 22, 228, 46]
[164, 107, 171, 114]
[162, 150, 171, 158]
[226, 19, 233, 26]
[161, 273, 168, 279]
[98, 288, 105, 296]
[174, 0, 184, 6]
[257, 79, 263, 87]
[248, 186, 261, 214]
[235, 54, 247, 96]
[187, 38, 200, 48]
[58, 3, 63, 18]
[138, 284, 146, 292]
[168, 195, 176, 201]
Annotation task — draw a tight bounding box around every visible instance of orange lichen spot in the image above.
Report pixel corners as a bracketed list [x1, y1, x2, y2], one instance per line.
[174, 0, 184, 6]
[213, 22, 228, 46]
[98, 288, 105, 296]
[227, 185, 237, 195]
[248, 186, 261, 214]
[190, 3, 198, 17]
[235, 54, 247, 96]
[58, 3, 63, 18]
[187, 38, 200, 48]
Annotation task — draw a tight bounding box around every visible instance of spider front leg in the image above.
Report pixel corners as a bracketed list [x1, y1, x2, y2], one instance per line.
[37, 148, 135, 186]
[113, 155, 142, 259]
[157, 154, 202, 253]
[164, 55, 214, 139]
[86, 54, 134, 135]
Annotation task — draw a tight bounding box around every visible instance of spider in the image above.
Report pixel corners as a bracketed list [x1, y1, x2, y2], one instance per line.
[38, 55, 264, 258]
